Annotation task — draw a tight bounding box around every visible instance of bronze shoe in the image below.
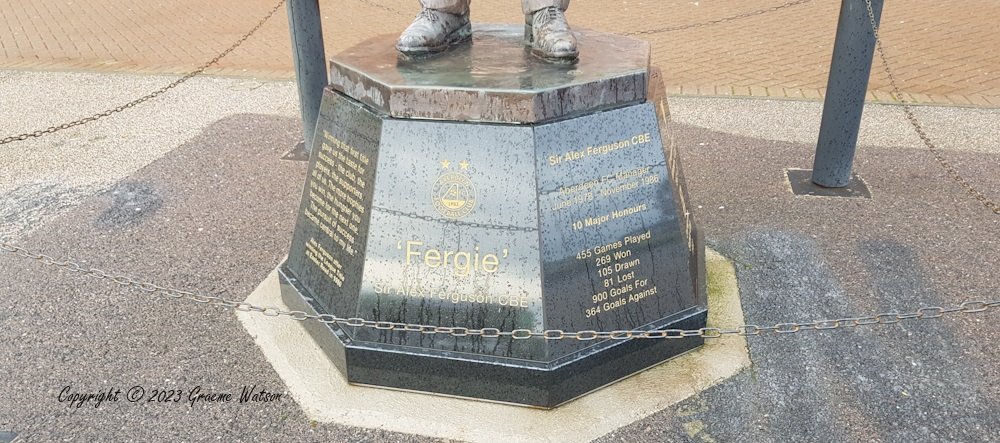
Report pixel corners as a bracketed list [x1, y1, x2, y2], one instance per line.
[396, 8, 472, 56]
[525, 6, 579, 61]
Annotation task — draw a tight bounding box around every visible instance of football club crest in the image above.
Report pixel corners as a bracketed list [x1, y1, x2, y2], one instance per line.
[432, 159, 477, 219]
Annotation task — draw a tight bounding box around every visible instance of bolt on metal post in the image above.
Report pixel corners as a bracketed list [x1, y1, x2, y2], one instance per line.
[812, 0, 884, 187]
[287, 0, 328, 153]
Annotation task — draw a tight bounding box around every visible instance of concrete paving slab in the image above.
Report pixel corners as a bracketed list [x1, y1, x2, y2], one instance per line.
[236, 250, 749, 443]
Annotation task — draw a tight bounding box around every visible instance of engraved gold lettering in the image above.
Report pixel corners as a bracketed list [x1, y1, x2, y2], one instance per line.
[628, 286, 658, 303]
[304, 131, 372, 263]
[423, 248, 441, 267]
[611, 203, 648, 219]
[580, 230, 663, 319]
[405, 240, 424, 265]
[400, 240, 505, 277]
[624, 230, 652, 245]
[481, 254, 499, 272]
[376, 282, 517, 307]
[553, 166, 660, 213]
[305, 238, 344, 287]
[548, 133, 653, 167]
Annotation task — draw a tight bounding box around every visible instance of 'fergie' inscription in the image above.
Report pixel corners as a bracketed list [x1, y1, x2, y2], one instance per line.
[398, 240, 509, 277]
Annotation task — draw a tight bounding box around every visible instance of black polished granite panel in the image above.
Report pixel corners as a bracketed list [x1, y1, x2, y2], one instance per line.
[285, 88, 381, 317]
[329, 24, 649, 124]
[353, 111, 546, 360]
[534, 103, 700, 359]
[650, 67, 707, 313]
[281, 85, 707, 407]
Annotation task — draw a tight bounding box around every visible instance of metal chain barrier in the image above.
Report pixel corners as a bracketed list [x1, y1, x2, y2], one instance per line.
[373, 206, 538, 232]
[863, 0, 1000, 215]
[0, 0, 288, 146]
[622, 0, 815, 36]
[1, 241, 996, 340]
[353, 0, 409, 17]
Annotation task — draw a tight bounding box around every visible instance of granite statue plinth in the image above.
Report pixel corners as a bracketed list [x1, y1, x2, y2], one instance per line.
[280, 25, 707, 408]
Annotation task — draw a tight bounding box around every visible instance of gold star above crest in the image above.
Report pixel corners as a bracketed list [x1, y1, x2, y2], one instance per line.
[459, 160, 470, 170]
[440, 159, 451, 169]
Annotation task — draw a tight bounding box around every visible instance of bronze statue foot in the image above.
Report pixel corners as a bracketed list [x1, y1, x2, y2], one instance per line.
[525, 7, 579, 61]
[396, 8, 473, 56]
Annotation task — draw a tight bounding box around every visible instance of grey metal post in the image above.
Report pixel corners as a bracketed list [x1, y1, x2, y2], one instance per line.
[811, 0, 884, 187]
[287, 0, 327, 152]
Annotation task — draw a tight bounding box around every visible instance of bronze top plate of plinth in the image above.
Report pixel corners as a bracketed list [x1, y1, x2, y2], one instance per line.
[328, 24, 650, 124]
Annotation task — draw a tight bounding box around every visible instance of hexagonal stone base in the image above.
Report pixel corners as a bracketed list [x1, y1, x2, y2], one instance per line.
[279, 27, 707, 408]
[238, 250, 746, 442]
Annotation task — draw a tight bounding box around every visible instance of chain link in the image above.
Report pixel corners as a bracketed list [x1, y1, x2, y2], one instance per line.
[622, 0, 815, 36]
[372, 206, 538, 232]
[352, 0, 409, 17]
[0, 0, 288, 146]
[2, 240, 995, 340]
[863, 0, 999, 215]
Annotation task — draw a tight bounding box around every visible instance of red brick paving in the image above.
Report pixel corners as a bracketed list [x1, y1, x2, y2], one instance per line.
[1, 0, 998, 106]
